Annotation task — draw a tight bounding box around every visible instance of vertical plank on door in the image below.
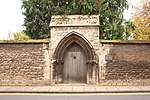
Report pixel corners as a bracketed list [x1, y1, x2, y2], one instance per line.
[63, 43, 87, 83]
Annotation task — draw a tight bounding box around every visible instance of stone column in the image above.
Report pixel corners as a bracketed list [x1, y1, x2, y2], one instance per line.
[43, 44, 51, 85]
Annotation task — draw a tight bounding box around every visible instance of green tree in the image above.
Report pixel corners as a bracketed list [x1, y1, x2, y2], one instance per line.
[131, 0, 150, 40]
[22, 0, 52, 39]
[100, 0, 130, 40]
[13, 31, 30, 40]
[22, 0, 132, 40]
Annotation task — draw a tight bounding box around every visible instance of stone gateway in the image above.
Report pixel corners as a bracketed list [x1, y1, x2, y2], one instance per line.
[0, 15, 150, 86]
[50, 15, 99, 84]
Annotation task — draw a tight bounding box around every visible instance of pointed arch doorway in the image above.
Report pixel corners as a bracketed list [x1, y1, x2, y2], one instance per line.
[53, 32, 97, 84]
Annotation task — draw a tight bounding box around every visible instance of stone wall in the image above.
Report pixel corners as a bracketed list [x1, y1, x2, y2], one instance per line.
[50, 15, 100, 84]
[0, 15, 150, 86]
[50, 27, 100, 51]
[99, 41, 150, 85]
[50, 15, 100, 56]
[0, 41, 150, 86]
[0, 43, 50, 86]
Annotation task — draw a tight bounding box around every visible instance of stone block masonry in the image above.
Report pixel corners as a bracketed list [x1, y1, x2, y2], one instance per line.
[1, 41, 150, 86]
[0, 15, 150, 86]
[50, 15, 100, 84]
[0, 43, 50, 86]
[50, 15, 100, 55]
[99, 41, 150, 86]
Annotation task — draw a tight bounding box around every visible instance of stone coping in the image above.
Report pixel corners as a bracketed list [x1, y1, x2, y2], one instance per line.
[101, 40, 150, 44]
[0, 40, 150, 44]
[0, 39, 49, 44]
[50, 15, 100, 27]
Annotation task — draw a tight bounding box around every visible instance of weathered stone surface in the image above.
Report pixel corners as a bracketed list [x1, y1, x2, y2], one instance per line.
[99, 43, 150, 85]
[0, 43, 50, 86]
[50, 15, 100, 84]
[50, 15, 100, 27]
[0, 15, 150, 86]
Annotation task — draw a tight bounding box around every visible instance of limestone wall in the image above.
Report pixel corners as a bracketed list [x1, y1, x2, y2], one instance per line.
[0, 43, 50, 86]
[50, 15, 100, 58]
[0, 15, 150, 86]
[50, 15, 100, 84]
[99, 41, 150, 85]
[0, 41, 150, 86]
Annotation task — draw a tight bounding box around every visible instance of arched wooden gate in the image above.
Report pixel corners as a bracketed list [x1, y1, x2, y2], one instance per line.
[53, 31, 97, 83]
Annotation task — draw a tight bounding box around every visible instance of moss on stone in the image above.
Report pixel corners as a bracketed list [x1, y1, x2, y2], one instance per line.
[0, 39, 50, 43]
[100, 40, 150, 44]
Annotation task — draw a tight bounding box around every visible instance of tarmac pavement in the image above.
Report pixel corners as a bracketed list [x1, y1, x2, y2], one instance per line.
[0, 84, 150, 93]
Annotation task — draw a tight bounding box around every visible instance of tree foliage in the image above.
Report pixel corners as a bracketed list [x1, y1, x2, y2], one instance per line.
[13, 31, 30, 40]
[99, 0, 130, 40]
[22, 0, 132, 40]
[131, 0, 150, 40]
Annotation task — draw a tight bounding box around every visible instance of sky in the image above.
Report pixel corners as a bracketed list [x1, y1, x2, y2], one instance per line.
[0, 0, 141, 40]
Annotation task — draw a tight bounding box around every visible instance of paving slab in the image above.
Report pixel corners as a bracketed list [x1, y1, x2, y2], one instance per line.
[116, 86, 131, 91]
[94, 86, 108, 92]
[56, 83, 87, 86]
[0, 86, 11, 91]
[4, 87, 27, 91]
[127, 86, 144, 91]
[105, 86, 120, 91]
[5, 86, 27, 91]
[140, 86, 150, 91]
[49, 86, 63, 92]
[0, 86, 35, 92]
[20, 86, 35, 92]
[0, 85, 150, 93]
[31, 86, 51, 91]
[84, 86, 95, 92]
[72, 86, 84, 92]
[61, 86, 73, 92]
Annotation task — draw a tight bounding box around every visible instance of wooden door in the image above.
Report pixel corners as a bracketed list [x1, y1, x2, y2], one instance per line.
[63, 43, 87, 83]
